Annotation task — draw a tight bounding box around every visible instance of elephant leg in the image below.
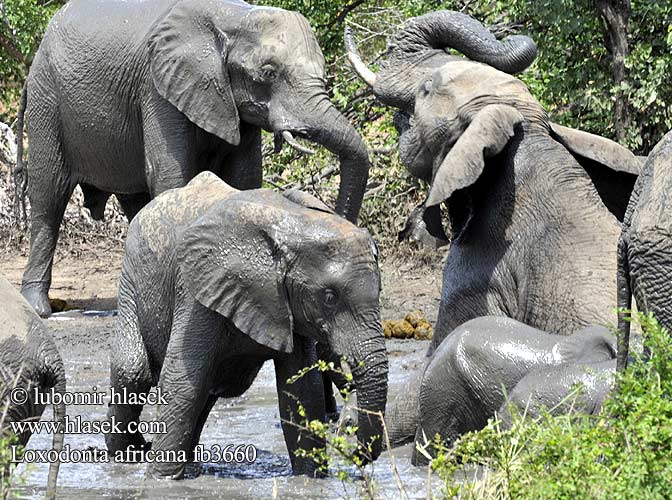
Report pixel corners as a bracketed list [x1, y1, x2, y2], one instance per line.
[106, 278, 153, 456]
[21, 115, 74, 318]
[143, 90, 197, 196]
[148, 308, 216, 479]
[274, 337, 326, 477]
[315, 343, 352, 421]
[116, 192, 151, 222]
[188, 395, 218, 460]
[219, 124, 262, 190]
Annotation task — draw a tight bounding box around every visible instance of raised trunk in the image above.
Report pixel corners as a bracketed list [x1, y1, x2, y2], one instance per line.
[346, 327, 388, 461]
[302, 95, 371, 223]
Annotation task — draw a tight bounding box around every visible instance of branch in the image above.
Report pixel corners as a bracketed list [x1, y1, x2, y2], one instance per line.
[0, 30, 27, 65]
[319, 0, 369, 30]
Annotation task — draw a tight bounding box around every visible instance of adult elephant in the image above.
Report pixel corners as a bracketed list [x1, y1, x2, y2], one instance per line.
[346, 10, 640, 446]
[413, 317, 615, 464]
[105, 172, 388, 479]
[19, 0, 371, 317]
[0, 277, 65, 499]
[617, 130, 672, 370]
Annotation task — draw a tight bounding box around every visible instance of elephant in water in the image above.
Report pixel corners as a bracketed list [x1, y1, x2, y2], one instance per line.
[618, 130, 672, 370]
[0, 278, 65, 499]
[346, 10, 640, 446]
[19, 0, 371, 318]
[413, 316, 616, 465]
[105, 172, 388, 479]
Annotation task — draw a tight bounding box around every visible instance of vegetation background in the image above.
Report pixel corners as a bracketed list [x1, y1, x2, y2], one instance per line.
[0, 0, 671, 252]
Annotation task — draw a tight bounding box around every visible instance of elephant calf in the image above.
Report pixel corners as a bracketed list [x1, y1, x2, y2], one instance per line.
[413, 316, 616, 464]
[0, 277, 65, 499]
[618, 130, 672, 370]
[106, 172, 388, 479]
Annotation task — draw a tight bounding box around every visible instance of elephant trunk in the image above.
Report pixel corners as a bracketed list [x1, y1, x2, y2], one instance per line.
[344, 322, 388, 462]
[393, 11, 537, 74]
[46, 356, 65, 500]
[302, 95, 371, 223]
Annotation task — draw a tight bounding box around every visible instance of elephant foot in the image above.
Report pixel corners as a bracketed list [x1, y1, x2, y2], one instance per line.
[105, 430, 150, 459]
[21, 284, 52, 318]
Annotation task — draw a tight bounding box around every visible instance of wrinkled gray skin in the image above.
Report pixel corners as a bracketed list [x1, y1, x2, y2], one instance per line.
[414, 317, 616, 465]
[617, 130, 672, 371]
[105, 172, 388, 479]
[20, 0, 370, 318]
[498, 359, 614, 430]
[0, 278, 65, 499]
[347, 11, 640, 447]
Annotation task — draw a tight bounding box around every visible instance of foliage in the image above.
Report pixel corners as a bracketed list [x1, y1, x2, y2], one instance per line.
[428, 311, 672, 500]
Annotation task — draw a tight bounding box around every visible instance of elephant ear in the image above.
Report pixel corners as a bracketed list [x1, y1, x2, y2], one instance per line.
[177, 196, 293, 352]
[149, 0, 240, 145]
[550, 123, 640, 221]
[282, 189, 335, 214]
[426, 104, 524, 207]
[556, 325, 617, 363]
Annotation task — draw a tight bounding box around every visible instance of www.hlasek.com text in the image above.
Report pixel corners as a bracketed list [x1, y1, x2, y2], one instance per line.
[12, 444, 258, 464]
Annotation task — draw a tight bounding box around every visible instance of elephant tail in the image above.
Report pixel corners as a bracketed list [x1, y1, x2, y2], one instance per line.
[616, 236, 632, 372]
[14, 81, 28, 227]
[45, 358, 65, 500]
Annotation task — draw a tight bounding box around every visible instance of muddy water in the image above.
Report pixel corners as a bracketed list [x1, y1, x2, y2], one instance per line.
[14, 314, 441, 499]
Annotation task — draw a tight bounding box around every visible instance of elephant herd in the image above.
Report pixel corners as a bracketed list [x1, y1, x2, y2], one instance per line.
[2, 0, 671, 496]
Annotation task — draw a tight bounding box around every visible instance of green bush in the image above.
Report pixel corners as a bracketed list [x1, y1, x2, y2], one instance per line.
[429, 311, 672, 500]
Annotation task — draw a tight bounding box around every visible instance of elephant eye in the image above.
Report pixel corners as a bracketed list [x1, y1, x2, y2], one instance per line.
[259, 64, 278, 83]
[419, 80, 432, 97]
[323, 289, 339, 308]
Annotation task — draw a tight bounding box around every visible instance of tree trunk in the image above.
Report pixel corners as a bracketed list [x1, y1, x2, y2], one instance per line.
[596, 0, 631, 143]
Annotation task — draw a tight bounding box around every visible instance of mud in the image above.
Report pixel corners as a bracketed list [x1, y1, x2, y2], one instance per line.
[0, 248, 445, 499]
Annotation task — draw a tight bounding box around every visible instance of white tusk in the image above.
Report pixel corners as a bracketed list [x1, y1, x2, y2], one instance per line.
[281, 131, 316, 155]
[344, 26, 377, 87]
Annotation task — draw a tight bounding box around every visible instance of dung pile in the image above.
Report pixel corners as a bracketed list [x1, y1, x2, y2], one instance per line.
[382, 310, 433, 340]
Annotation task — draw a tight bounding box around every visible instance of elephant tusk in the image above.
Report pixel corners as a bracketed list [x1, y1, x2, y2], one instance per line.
[281, 131, 316, 155]
[344, 26, 377, 88]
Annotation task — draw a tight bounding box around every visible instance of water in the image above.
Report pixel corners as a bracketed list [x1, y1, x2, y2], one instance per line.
[12, 316, 440, 499]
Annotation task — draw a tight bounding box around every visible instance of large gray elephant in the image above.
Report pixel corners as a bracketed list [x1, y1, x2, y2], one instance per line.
[346, 11, 640, 447]
[105, 172, 388, 479]
[0, 277, 65, 499]
[413, 317, 616, 465]
[617, 130, 672, 370]
[20, 0, 371, 318]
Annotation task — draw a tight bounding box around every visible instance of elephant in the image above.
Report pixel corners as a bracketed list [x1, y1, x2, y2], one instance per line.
[0, 277, 65, 499]
[497, 359, 614, 430]
[105, 171, 388, 479]
[413, 316, 616, 465]
[19, 0, 371, 318]
[346, 10, 640, 446]
[617, 130, 672, 370]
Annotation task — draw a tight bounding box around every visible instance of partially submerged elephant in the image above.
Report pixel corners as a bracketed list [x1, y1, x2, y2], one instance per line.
[347, 11, 639, 447]
[413, 317, 616, 464]
[0, 278, 65, 499]
[617, 130, 672, 370]
[106, 172, 388, 479]
[20, 0, 371, 318]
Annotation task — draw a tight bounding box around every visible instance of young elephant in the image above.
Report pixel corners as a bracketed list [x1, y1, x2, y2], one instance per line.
[0, 278, 65, 499]
[413, 317, 616, 464]
[617, 130, 672, 370]
[106, 172, 388, 479]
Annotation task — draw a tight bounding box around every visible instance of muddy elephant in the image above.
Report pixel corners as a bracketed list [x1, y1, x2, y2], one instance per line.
[617, 130, 672, 370]
[346, 10, 640, 446]
[0, 277, 65, 499]
[105, 172, 388, 479]
[19, 0, 371, 318]
[413, 317, 616, 464]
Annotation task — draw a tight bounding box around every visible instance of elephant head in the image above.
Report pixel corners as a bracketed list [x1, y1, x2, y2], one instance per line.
[176, 188, 388, 460]
[149, 0, 370, 221]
